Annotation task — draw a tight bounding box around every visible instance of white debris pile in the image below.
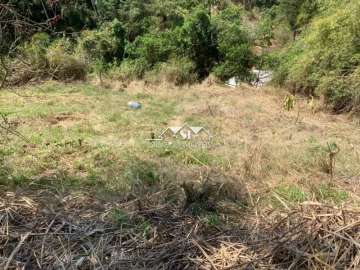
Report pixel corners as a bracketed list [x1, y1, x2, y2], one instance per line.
[225, 77, 238, 88]
[225, 69, 273, 88]
[251, 69, 273, 87]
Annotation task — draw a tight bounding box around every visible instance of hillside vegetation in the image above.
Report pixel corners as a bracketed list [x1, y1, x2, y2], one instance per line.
[0, 0, 360, 269]
[1, 0, 259, 87]
[273, 0, 360, 113]
[2, 1, 359, 113]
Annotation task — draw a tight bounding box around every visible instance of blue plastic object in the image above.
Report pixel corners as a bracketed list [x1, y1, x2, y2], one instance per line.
[128, 101, 142, 110]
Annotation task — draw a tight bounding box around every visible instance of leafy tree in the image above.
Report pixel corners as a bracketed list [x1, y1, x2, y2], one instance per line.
[5, 0, 98, 33]
[96, 0, 124, 20]
[213, 5, 254, 81]
[149, 0, 186, 30]
[296, 0, 318, 29]
[278, 0, 305, 39]
[112, 0, 154, 41]
[175, 8, 219, 79]
[256, 10, 275, 47]
[276, 0, 319, 39]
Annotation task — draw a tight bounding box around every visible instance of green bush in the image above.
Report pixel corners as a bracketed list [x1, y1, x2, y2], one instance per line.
[47, 40, 87, 81]
[274, 0, 360, 112]
[11, 34, 88, 84]
[112, 58, 150, 81]
[78, 19, 126, 65]
[146, 57, 197, 85]
[123, 158, 160, 187]
[20, 32, 51, 71]
[163, 57, 197, 85]
[125, 33, 171, 67]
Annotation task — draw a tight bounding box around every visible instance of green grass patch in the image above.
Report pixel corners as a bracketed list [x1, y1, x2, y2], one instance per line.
[274, 184, 309, 204]
[112, 209, 153, 238]
[123, 157, 160, 187]
[204, 213, 221, 227]
[112, 209, 131, 226]
[312, 183, 349, 204]
[183, 116, 209, 127]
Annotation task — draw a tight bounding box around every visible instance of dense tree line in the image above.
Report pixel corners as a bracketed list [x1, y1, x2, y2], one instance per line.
[1, 0, 260, 85]
[1, 0, 358, 114]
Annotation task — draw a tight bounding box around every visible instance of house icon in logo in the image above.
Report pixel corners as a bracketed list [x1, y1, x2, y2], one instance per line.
[159, 124, 212, 141]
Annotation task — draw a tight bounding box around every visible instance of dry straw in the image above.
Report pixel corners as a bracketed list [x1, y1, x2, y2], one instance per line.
[0, 190, 359, 269]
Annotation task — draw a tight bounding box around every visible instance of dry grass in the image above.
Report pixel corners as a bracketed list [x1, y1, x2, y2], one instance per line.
[1, 80, 360, 268]
[1, 80, 360, 196]
[0, 190, 359, 269]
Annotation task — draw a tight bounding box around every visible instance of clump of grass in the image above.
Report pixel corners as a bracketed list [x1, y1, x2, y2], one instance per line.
[183, 116, 209, 127]
[147, 142, 222, 167]
[0, 173, 28, 188]
[274, 184, 309, 204]
[291, 137, 332, 175]
[107, 112, 130, 125]
[111, 209, 153, 238]
[312, 183, 349, 205]
[204, 213, 221, 227]
[242, 144, 274, 181]
[306, 139, 329, 173]
[179, 150, 214, 166]
[123, 157, 160, 187]
[134, 93, 152, 100]
[181, 177, 247, 215]
[112, 209, 130, 226]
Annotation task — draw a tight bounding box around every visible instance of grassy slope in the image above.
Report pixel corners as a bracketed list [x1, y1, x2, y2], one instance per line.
[0, 80, 359, 207]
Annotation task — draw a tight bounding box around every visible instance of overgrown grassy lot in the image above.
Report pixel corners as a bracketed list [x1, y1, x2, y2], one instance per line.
[1, 81, 359, 268]
[1, 81, 359, 202]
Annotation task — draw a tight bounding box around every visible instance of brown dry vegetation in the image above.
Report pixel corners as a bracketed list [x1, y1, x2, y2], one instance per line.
[0, 80, 359, 269]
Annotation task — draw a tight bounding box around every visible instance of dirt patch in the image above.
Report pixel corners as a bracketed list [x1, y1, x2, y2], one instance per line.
[46, 112, 83, 127]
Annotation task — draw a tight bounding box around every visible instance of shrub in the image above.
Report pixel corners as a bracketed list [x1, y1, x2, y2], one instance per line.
[146, 57, 197, 85]
[126, 33, 171, 67]
[22, 32, 51, 65]
[317, 67, 360, 113]
[274, 0, 360, 112]
[78, 19, 126, 66]
[19, 33, 51, 77]
[112, 58, 150, 81]
[162, 57, 197, 85]
[10, 34, 87, 84]
[5, 33, 51, 85]
[47, 41, 87, 81]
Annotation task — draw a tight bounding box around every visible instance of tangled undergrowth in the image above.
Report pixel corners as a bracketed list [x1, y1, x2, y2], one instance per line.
[0, 190, 359, 270]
